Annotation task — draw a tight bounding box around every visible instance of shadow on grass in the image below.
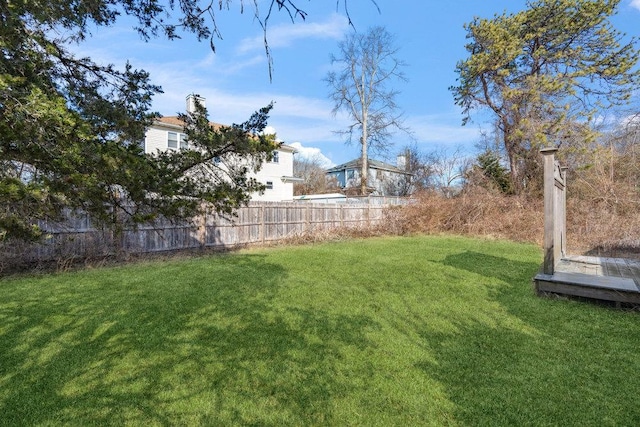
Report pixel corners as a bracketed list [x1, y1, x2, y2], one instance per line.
[442, 250, 540, 287]
[0, 254, 376, 425]
[414, 250, 640, 425]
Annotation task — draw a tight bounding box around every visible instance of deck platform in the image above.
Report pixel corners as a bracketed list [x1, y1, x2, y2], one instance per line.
[534, 256, 640, 305]
[535, 149, 640, 306]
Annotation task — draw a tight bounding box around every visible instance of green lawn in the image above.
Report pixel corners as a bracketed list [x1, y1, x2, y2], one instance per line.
[1, 235, 639, 426]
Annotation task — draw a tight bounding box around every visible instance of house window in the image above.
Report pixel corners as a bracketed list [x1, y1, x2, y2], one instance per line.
[270, 151, 279, 163]
[265, 181, 274, 190]
[168, 132, 187, 150]
[347, 170, 355, 180]
[167, 132, 178, 149]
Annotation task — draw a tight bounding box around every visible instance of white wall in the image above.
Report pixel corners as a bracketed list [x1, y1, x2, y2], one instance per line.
[144, 121, 297, 201]
[143, 124, 185, 154]
[251, 148, 296, 201]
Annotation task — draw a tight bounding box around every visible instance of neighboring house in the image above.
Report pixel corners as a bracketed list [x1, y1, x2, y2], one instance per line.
[143, 94, 300, 202]
[325, 157, 413, 196]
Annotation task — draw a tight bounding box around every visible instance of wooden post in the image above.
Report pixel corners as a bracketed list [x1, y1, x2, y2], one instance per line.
[541, 147, 558, 275]
[560, 166, 568, 258]
[366, 204, 371, 228]
[260, 205, 265, 244]
[196, 203, 207, 249]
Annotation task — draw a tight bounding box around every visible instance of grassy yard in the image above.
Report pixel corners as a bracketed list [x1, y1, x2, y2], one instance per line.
[1, 235, 639, 426]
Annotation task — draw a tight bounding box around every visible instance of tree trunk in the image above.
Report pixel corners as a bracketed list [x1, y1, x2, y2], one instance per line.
[360, 135, 368, 195]
[360, 109, 368, 195]
[502, 123, 522, 195]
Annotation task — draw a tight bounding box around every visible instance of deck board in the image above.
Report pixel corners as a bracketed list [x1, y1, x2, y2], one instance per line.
[535, 272, 639, 292]
[534, 256, 640, 304]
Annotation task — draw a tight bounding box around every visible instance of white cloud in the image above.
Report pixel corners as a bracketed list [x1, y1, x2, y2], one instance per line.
[289, 142, 335, 168]
[237, 13, 348, 54]
[632, 0, 640, 11]
[620, 113, 640, 127]
[214, 55, 266, 74]
[406, 114, 483, 146]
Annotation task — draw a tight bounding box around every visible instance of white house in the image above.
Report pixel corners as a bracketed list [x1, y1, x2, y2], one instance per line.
[143, 94, 300, 202]
[325, 157, 413, 196]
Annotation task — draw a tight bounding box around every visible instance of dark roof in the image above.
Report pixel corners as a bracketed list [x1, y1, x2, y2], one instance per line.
[326, 158, 409, 175]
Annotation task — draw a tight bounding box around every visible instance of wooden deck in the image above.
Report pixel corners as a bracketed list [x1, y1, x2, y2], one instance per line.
[534, 256, 640, 305]
[535, 149, 640, 306]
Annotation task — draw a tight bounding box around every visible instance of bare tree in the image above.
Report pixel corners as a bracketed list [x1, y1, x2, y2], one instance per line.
[325, 26, 409, 195]
[293, 155, 339, 195]
[572, 110, 640, 210]
[383, 145, 432, 196]
[425, 147, 471, 197]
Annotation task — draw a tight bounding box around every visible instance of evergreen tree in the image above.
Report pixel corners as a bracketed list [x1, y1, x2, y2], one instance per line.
[0, 0, 360, 241]
[451, 0, 639, 194]
[475, 150, 513, 194]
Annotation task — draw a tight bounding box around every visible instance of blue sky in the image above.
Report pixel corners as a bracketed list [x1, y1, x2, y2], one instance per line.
[77, 0, 640, 167]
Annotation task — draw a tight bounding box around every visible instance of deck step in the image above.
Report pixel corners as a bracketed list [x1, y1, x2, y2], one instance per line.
[535, 272, 639, 293]
[534, 271, 640, 304]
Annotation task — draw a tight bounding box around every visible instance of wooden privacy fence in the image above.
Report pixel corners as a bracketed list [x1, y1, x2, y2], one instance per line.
[1, 202, 389, 268]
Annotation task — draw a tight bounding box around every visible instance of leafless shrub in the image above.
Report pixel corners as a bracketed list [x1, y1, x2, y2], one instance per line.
[393, 180, 639, 259]
[394, 188, 543, 244]
[278, 223, 388, 246]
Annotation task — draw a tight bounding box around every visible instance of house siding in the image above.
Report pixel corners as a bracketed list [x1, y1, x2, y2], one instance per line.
[252, 147, 296, 201]
[334, 170, 347, 187]
[144, 124, 185, 154]
[326, 158, 412, 196]
[144, 119, 297, 202]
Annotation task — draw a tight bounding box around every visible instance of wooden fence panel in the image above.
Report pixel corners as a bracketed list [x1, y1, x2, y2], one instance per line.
[122, 222, 201, 253]
[1, 201, 392, 268]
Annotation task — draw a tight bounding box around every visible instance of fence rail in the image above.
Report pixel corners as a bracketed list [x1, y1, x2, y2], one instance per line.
[1, 202, 390, 269]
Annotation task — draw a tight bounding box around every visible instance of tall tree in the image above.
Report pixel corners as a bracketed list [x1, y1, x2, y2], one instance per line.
[325, 26, 408, 195]
[451, 0, 640, 194]
[0, 0, 371, 241]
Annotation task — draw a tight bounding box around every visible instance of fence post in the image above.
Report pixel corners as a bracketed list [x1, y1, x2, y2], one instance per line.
[260, 205, 265, 244]
[366, 204, 371, 228]
[541, 147, 559, 275]
[197, 203, 207, 249]
[560, 166, 568, 258]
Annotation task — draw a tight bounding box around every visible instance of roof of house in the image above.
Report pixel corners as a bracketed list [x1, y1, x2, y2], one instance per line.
[151, 116, 296, 153]
[326, 158, 409, 175]
[154, 116, 224, 130]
